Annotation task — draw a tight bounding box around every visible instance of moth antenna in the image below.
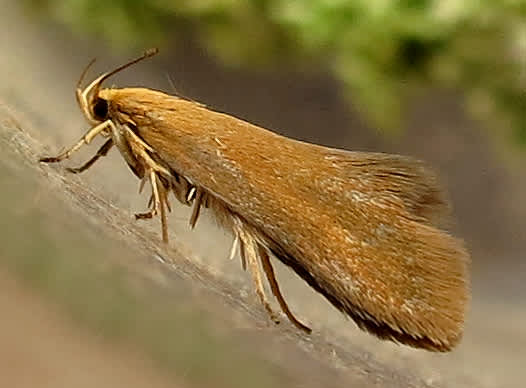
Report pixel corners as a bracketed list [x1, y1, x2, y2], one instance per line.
[77, 58, 97, 93]
[96, 48, 159, 87]
[77, 48, 159, 122]
[75, 58, 98, 118]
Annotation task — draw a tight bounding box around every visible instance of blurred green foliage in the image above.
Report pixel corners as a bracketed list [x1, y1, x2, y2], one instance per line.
[25, 0, 526, 144]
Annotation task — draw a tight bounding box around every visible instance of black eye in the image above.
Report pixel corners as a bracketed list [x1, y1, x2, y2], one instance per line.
[92, 98, 108, 120]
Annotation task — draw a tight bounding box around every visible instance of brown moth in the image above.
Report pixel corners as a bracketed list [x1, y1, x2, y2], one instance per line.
[40, 49, 470, 351]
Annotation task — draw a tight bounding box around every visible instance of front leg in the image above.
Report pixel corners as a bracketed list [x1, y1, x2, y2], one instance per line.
[39, 120, 112, 164]
[66, 138, 114, 174]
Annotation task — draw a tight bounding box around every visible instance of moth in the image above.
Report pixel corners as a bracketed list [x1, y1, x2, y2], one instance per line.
[40, 49, 470, 352]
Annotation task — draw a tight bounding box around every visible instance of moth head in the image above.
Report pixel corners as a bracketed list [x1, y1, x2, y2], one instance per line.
[75, 48, 159, 125]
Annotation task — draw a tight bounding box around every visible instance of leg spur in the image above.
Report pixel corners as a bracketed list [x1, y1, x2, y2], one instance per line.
[135, 169, 170, 243]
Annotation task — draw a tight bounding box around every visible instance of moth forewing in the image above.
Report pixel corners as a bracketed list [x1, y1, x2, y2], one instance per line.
[102, 87, 469, 351]
[40, 51, 470, 352]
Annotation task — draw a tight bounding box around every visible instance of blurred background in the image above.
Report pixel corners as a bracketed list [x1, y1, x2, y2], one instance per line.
[0, 1, 525, 387]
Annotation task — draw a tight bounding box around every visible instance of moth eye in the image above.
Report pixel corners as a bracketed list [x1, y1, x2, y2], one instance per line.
[92, 98, 109, 121]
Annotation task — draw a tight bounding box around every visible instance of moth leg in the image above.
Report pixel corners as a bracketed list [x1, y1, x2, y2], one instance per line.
[121, 126, 176, 242]
[135, 170, 162, 219]
[237, 234, 248, 271]
[162, 174, 192, 207]
[228, 233, 240, 261]
[158, 180, 169, 243]
[231, 217, 247, 271]
[149, 171, 169, 243]
[39, 120, 111, 163]
[66, 138, 114, 174]
[135, 171, 159, 220]
[121, 124, 155, 152]
[134, 170, 170, 243]
[258, 245, 311, 333]
[160, 182, 172, 213]
[238, 227, 280, 325]
[138, 174, 149, 194]
[189, 188, 204, 229]
[123, 126, 171, 178]
[123, 125, 186, 210]
[186, 186, 197, 203]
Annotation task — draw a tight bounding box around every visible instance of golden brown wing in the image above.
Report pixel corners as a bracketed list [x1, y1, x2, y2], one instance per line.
[103, 87, 470, 351]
